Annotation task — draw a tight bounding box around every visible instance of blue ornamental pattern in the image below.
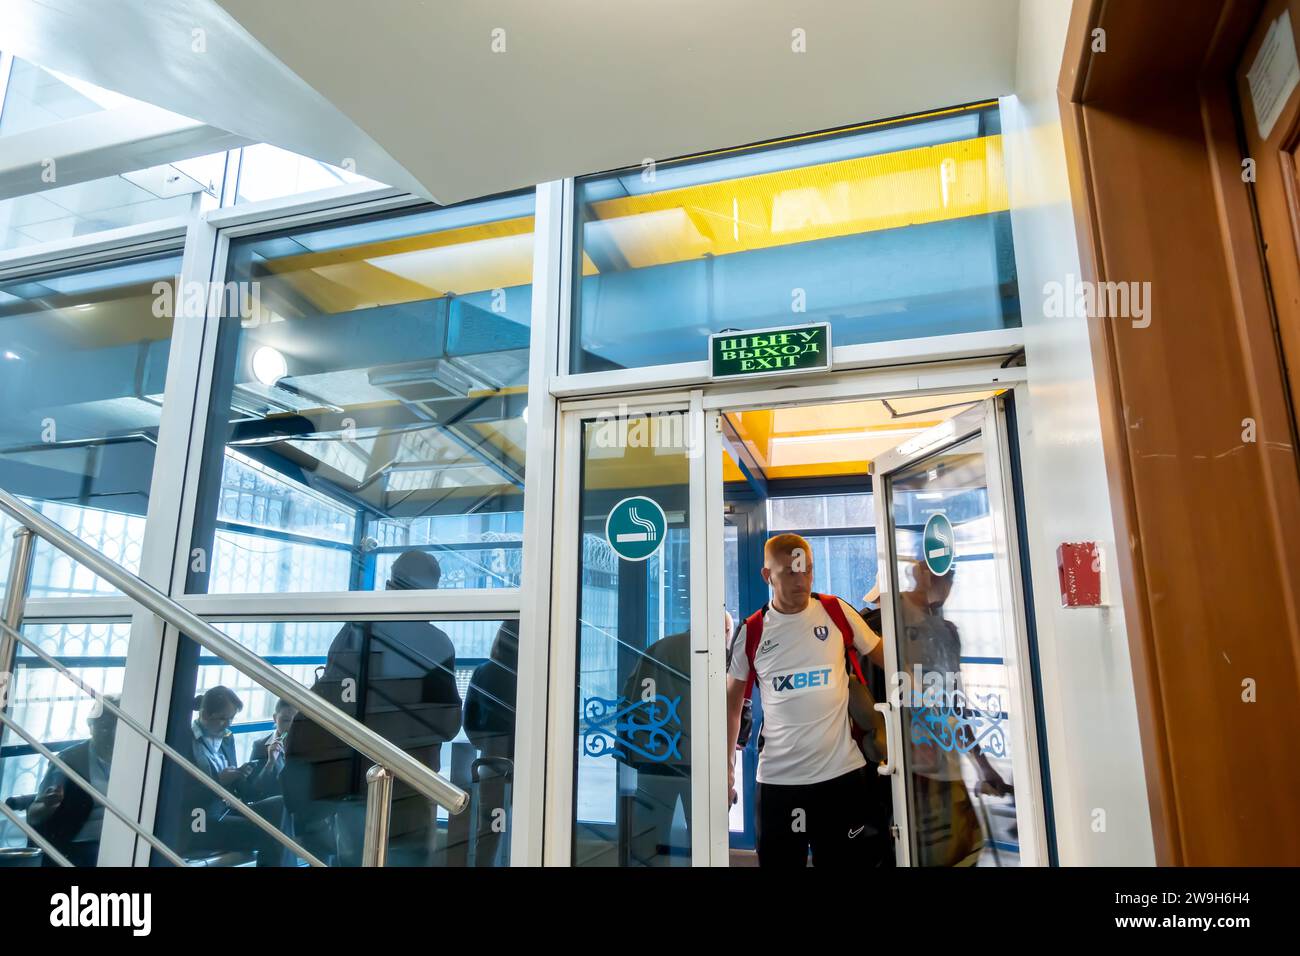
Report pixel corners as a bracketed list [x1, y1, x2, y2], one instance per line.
[909, 689, 1008, 757]
[581, 694, 683, 763]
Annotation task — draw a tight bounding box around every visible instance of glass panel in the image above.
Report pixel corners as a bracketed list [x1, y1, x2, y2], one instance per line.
[573, 412, 692, 866]
[886, 432, 1020, 866]
[0, 622, 131, 865]
[807, 533, 878, 606]
[0, 60, 126, 136]
[769, 492, 874, 530]
[233, 144, 381, 205]
[0, 252, 182, 595]
[152, 617, 517, 866]
[572, 104, 1018, 373]
[0, 155, 225, 251]
[188, 195, 535, 594]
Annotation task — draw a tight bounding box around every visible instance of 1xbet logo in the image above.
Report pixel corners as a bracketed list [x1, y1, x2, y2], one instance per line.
[772, 668, 833, 691]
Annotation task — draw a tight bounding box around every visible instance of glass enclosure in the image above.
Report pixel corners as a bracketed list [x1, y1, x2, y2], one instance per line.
[573, 411, 692, 866]
[187, 195, 535, 595]
[571, 103, 1017, 373]
[0, 621, 131, 859]
[884, 432, 1020, 866]
[0, 252, 182, 595]
[152, 616, 517, 867]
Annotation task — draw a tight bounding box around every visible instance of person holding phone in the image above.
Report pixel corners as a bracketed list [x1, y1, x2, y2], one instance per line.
[181, 686, 287, 866]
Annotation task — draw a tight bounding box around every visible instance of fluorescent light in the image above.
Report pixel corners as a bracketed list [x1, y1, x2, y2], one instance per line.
[770, 427, 923, 447]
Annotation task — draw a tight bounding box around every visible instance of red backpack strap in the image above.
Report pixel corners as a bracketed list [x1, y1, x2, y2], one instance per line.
[818, 593, 868, 686]
[742, 609, 765, 701]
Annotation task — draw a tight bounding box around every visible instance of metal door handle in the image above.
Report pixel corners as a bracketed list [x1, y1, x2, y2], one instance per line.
[874, 702, 897, 776]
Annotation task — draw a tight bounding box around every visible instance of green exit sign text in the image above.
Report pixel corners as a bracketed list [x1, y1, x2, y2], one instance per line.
[709, 323, 832, 380]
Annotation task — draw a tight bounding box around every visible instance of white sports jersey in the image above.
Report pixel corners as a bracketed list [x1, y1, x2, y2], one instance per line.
[728, 596, 881, 786]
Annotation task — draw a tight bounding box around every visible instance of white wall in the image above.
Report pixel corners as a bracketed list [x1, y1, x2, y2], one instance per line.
[1001, 0, 1156, 865]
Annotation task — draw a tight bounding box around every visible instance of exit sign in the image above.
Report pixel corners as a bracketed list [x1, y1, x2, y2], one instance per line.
[709, 323, 832, 380]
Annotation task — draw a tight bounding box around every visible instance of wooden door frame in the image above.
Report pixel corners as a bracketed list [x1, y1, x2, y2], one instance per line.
[1059, 0, 1300, 865]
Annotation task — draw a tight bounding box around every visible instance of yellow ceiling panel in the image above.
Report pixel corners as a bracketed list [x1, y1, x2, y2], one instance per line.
[723, 392, 1001, 482]
[582, 134, 1007, 275]
[256, 215, 536, 314]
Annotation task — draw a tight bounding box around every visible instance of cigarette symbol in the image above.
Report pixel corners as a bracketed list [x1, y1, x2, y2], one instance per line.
[928, 523, 952, 559]
[615, 507, 658, 543]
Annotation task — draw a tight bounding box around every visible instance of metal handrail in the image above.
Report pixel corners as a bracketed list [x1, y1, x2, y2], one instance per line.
[0, 487, 469, 818]
[0, 619, 326, 866]
[0, 796, 74, 867]
[0, 708, 190, 866]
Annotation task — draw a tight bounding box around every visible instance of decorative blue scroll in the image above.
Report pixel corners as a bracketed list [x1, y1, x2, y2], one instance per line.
[909, 690, 1008, 758]
[581, 694, 683, 763]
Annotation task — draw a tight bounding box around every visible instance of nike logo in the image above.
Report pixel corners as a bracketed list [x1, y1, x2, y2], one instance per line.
[847, 825, 865, 839]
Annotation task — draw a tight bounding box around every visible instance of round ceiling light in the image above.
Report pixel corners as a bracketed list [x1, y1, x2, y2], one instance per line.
[251, 346, 287, 387]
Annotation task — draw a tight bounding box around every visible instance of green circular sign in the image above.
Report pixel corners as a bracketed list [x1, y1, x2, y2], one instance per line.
[605, 496, 668, 562]
[922, 512, 956, 576]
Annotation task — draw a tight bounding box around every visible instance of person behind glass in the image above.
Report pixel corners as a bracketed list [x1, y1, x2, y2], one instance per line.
[284, 550, 461, 867]
[894, 557, 1012, 866]
[462, 621, 518, 866]
[726, 533, 886, 867]
[619, 609, 734, 867]
[243, 698, 297, 801]
[183, 686, 286, 866]
[27, 694, 120, 867]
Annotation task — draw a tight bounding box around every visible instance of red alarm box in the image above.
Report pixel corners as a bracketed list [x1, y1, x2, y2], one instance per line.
[1057, 542, 1102, 607]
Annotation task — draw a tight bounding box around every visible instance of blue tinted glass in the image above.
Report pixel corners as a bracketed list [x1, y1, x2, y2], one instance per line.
[571, 105, 1018, 373]
[151, 618, 517, 867]
[189, 196, 535, 594]
[0, 252, 181, 596]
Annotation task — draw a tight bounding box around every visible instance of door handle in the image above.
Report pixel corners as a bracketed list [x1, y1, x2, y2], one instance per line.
[874, 702, 897, 776]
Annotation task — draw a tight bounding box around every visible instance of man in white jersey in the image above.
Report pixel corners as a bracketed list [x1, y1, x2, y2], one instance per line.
[726, 533, 885, 866]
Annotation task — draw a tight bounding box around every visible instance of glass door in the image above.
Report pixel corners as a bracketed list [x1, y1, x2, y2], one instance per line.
[871, 395, 1046, 867]
[550, 397, 718, 866]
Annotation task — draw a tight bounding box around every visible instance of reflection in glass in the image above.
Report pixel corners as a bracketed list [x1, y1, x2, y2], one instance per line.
[887, 433, 1019, 866]
[0, 253, 181, 594]
[572, 104, 1018, 373]
[0, 622, 131, 864]
[573, 413, 692, 866]
[188, 196, 535, 594]
[154, 613, 517, 866]
[233, 144, 380, 205]
[0, 59, 128, 135]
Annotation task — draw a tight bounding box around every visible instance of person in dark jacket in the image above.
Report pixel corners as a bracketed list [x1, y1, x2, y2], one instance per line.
[242, 698, 297, 802]
[462, 621, 518, 866]
[27, 695, 120, 867]
[181, 686, 287, 866]
[284, 550, 462, 867]
[619, 611, 733, 867]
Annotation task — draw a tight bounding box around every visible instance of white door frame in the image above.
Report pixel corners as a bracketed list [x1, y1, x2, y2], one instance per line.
[544, 359, 1034, 866]
[870, 393, 1049, 867]
[542, 393, 705, 865]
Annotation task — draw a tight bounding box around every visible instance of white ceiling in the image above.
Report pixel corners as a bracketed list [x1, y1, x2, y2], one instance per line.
[4, 0, 1021, 204]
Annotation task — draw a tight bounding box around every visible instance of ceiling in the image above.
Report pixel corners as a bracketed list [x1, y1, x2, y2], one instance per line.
[722, 391, 1000, 482]
[3, 0, 1021, 204]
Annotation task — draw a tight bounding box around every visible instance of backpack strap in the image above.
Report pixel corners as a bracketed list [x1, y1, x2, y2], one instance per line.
[741, 606, 768, 701]
[817, 593, 868, 686]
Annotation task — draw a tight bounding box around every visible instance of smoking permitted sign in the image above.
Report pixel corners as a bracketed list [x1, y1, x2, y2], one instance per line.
[605, 496, 668, 562]
[923, 512, 956, 577]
